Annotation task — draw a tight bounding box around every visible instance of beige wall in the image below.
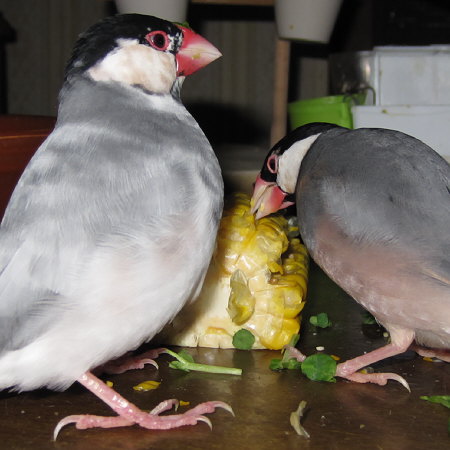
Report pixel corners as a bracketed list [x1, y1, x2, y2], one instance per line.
[0, 1, 329, 147]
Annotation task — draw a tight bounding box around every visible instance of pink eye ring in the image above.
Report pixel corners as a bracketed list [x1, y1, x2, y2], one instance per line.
[267, 154, 278, 173]
[146, 31, 169, 51]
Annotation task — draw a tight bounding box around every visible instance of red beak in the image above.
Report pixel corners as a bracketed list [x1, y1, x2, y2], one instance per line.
[175, 26, 222, 76]
[250, 174, 295, 220]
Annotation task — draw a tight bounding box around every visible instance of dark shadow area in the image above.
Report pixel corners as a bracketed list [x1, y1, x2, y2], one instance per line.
[186, 102, 267, 147]
[188, 4, 274, 27]
[0, 13, 16, 113]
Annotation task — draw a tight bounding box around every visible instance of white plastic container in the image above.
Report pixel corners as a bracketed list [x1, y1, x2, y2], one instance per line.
[330, 46, 450, 106]
[352, 105, 450, 160]
[275, 0, 343, 43]
[115, 0, 188, 22]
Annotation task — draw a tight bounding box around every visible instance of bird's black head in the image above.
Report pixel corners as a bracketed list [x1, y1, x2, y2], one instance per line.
[251, 122, 344, 219]
[65, 14, 183, 81]
[259, 122, 342, 184]
[62, 14, 221, 95]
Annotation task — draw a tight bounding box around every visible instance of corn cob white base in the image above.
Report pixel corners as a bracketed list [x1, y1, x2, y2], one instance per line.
[158, 193, 309, 350]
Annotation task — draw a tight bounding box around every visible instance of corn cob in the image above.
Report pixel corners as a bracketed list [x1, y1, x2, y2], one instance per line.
[158, 193, 309, 349]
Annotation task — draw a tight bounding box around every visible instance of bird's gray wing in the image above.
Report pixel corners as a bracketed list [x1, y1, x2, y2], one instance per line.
[298, 128, 450, 286]
[0, 79, 222, 352]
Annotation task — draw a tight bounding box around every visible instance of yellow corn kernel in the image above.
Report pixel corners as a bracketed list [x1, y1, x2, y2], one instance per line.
[133, 381, 161, 392]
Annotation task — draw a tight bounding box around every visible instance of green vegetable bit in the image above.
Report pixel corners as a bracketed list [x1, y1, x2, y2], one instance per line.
[309, 312, 332, 328]
[301, 353, 337, 382]
[173, 21, 191, 29]
[270, 358, 302, 371]
[420, 395, 450, 409]
[362, 311, 377, 325]
[232, 329, 255, 350]
[269, 334, 301, 371]
[164, 349, 242, 375]
[421, 395, 450, 434]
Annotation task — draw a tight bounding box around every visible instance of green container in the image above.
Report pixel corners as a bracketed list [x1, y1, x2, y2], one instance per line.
[288, 94, 365, 129]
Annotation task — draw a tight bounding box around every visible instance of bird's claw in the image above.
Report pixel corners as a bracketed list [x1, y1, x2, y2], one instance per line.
[341, 370, 411, 392]
[393, 374, 411, 392]
[53, 415, 81, 441]
[212, 401, 235, 417]
[196, 415, 212, 430]
[149, 399, 179, 415]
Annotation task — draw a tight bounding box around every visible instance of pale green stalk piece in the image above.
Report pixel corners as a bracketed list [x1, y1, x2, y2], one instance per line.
[163, 348, 242, 375]
[290, 400, 310, 438]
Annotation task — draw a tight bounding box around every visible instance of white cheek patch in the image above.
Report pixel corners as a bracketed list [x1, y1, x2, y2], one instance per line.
[88, 38, 176, 94]
[277, 133, 321, 193]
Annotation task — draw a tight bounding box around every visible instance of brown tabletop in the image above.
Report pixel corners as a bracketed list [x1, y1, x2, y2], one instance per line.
[0, 114, 56, 213]
[0, 263, 448, 449]
[0, 116, 448, 449]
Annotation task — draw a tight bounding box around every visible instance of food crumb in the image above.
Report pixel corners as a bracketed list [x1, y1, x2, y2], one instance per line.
[359, 424, 365, 429]
[316, 346, 325, 351]
[106, 380, 114, 387]
[330, 354, 340, 361]
[133, 380, 161, 392]
[290, 400, 310, 438]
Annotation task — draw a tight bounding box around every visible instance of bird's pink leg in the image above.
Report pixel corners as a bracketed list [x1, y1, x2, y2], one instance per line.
[336, 329, 414, 390]
[54, 372, 233, 440]
[286, 330, 414, 390]
[97, 348, 166, 374]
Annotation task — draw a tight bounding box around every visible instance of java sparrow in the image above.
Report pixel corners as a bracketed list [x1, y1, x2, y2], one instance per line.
[252, 122, 450, 389]
[0, 14, 228, 436]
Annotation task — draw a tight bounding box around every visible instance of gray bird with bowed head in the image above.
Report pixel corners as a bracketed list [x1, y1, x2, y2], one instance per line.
[252, 122, 450, 389]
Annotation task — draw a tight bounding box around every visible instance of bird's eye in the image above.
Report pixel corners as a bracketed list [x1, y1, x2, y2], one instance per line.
[146, 31, 169, 51]
[267, 154, 278, 174]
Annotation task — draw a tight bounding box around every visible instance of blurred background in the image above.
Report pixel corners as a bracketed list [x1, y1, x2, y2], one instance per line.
[1, 0, 450, 152]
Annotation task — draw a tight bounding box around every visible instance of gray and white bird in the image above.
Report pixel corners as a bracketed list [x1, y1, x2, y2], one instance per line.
[252, 122, 450, 388]
[0, 14, 226, 435]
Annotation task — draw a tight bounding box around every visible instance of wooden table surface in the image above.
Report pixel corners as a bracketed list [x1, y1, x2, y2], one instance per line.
[0, 264, 448, 449]
[0, 116, 449, 449]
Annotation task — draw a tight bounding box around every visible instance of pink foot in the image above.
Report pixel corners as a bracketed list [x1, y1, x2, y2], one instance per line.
[96, 348, 166, 374]
[337, 368, 410, 390]
[54, 372, 233, 440]
[335, 330, 414, 391]
[285, 329, 414, 391]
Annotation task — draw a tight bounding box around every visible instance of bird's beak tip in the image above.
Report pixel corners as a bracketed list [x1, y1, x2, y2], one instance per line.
[251, 174, 292, 219]
[176, 25, 221, 76]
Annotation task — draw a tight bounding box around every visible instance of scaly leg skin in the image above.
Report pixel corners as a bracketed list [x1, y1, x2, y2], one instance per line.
[96, 348, 167, 375]
[287, 328, 414, 391]
[54, 372, 233, 440]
